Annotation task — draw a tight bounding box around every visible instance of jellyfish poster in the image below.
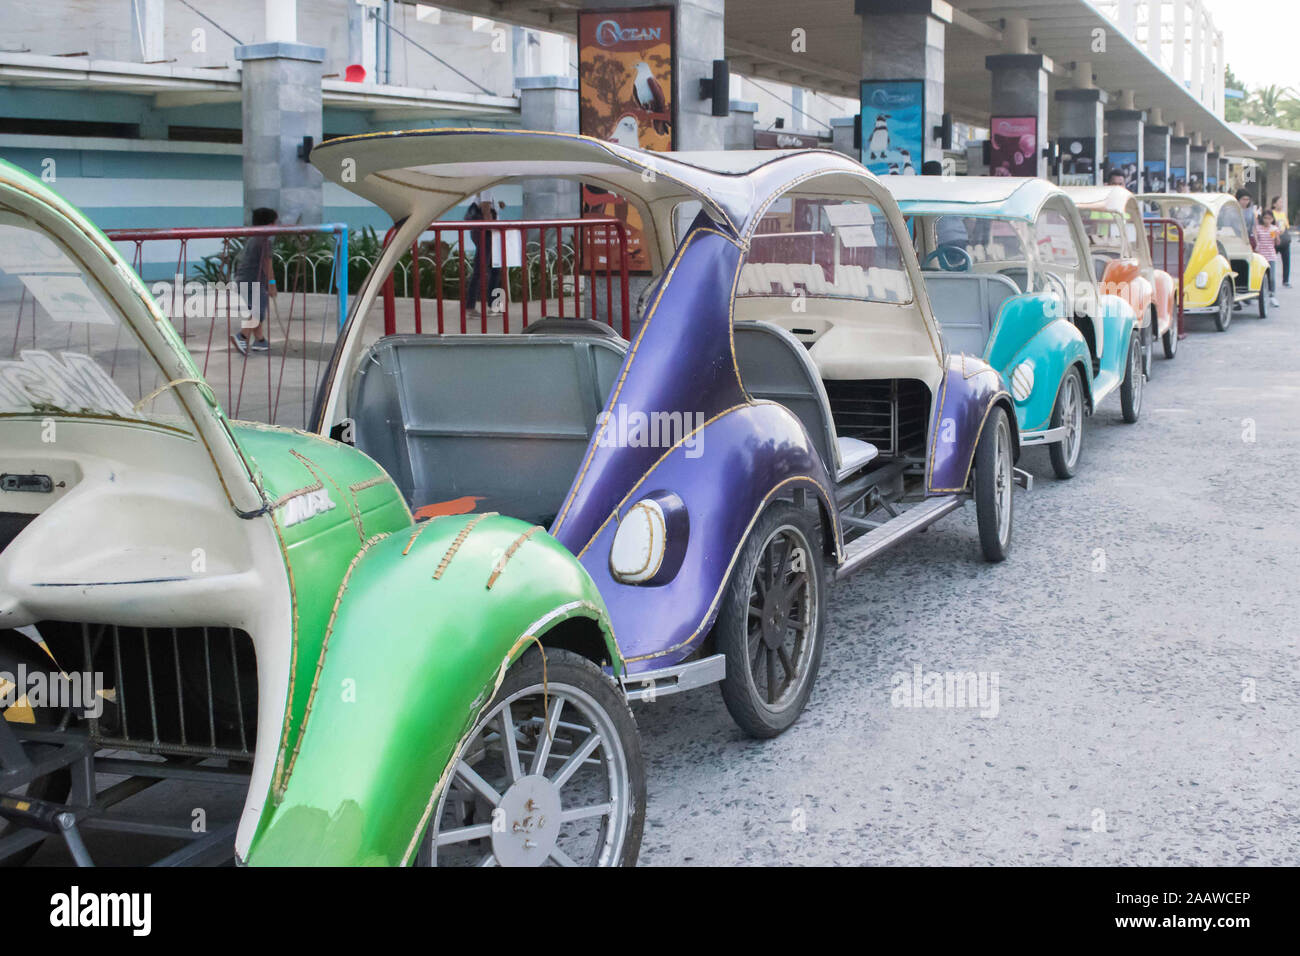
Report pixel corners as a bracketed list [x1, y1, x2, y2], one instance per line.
[859, 80, 925, 176]
[990, 117, 1038, 177]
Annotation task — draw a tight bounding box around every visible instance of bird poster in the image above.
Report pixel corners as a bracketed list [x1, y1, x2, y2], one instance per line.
[578, 7, 675, 274]
[859, 80, 924, 177]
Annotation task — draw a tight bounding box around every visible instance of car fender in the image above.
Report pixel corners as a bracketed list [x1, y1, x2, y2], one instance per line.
[240, 513, 618, 866]
[1095, 293, 1138, 380]
[1099, 260, 1153, 327]
[569, 401, 838, 671]
[995, 325, 1094, 434]
[1248, 251, 1270, 291]
[1152, 269, 1177, 335]
[928, 351, 1016, 492]
[1183, 251, 1230, 308]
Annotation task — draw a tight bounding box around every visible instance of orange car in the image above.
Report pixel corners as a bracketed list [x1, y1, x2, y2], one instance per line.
[1066, 186, 1179, 374]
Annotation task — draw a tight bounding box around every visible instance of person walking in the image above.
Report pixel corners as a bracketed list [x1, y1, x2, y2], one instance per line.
[464, 195, 502, 312]
[1254, 208, 1281, 308]
[1237, 189, 1258, 249]
[232, 206, 277, 355]
[1270, 196, 1291, 288]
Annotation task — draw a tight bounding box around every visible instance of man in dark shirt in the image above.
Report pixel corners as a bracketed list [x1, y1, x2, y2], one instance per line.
[232, 207, 277, 354]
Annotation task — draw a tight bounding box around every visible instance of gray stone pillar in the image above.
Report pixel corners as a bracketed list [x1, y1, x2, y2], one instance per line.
[1189, 144, 1208, 191]
[986, 54, 1051, 178]
[858, 0, 948, 166]
[1054, 88, 1107, 185]
[234, 42, 326, 224]
[1104, 109, 1144, 190]
[519, 76, 581, 220]
[1170, 135, 1190, 190]
[1206, 150, 1220, 190]
[830, 116, 856, 158]
[725, 99, 757, 150]
[1143, 124, 1171, 192]
[582, 0, 726, 150]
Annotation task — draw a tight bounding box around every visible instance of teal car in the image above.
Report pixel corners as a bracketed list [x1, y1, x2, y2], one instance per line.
[882, 177, 1145, 479]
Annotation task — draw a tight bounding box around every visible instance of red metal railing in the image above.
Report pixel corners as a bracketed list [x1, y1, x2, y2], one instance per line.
[379, 218, 631, 338]
[1144, 218, 1187, 338]
[107, 224, 348, 429]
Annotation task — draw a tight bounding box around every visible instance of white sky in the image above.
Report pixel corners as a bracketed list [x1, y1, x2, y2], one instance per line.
[1206, 0, 1300, 90]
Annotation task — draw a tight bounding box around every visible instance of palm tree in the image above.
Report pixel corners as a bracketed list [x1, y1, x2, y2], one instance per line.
[1245, 85, 1299, 126]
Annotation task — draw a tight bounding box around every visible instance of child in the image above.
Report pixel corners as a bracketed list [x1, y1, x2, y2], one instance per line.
[1254, 209, 1281, 308]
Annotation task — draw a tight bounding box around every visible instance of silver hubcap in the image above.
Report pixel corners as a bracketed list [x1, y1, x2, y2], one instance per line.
[995, 417, 1012, 543]
[1062, 375, 1082, 468]
[428, 682, 631, 867]
[1131, 338, 1144, 409]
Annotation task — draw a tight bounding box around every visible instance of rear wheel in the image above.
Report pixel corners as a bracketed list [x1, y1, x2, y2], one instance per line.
[974, 406, 1013, 563]
[1259, 274, 1269, 317]
[1162, 313, 1179, 359]
[1214, 281, 1233, 332]
[418, 646, 644, 867]
[1139, 319, 1153, 378]
[1120, 332, 1144, 424]
[1048, 367, 1085, 479]
[716, 502, 826, 739]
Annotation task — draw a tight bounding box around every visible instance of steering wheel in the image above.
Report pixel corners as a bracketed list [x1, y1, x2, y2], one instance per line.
[923, 245, 973, 272]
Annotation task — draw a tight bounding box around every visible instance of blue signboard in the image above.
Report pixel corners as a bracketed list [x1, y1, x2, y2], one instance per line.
[1171, 166, 1187, 190]
[1144, 159, 1167, 193]
[860, 79, 925, 176]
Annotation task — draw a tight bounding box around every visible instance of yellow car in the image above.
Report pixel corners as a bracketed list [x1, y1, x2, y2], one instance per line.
[1139, 192, 1271, 331]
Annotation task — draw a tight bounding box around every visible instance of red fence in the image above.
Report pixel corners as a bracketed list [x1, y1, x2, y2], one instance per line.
[379, 217, 631, 337]
[1144, 218, 1187, 338]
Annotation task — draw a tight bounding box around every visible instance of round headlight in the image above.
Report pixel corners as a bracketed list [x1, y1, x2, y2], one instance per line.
[1011, 360, 1035, 403]
[1194, 271, 1209, 289]
[610, 498, 667, 584]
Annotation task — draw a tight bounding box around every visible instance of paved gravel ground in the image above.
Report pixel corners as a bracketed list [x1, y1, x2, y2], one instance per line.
[25, 282, 1300, 867]
[633, 283, 1300, 866]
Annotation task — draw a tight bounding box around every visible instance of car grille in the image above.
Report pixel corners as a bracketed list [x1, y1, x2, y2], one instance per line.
[36, 621, 257, 759]
[824, 379, 930, 457]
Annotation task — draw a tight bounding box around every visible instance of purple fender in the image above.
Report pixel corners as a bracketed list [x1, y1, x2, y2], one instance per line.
[550, 217, 837, 672]
[927, 353, 1017, 494]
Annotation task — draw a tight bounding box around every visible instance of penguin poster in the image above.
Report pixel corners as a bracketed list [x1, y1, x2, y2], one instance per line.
[858, 79, 924, 177]
[578, 7, 675, 274]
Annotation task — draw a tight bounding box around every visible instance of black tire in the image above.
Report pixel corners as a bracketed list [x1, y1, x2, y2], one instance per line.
[1214, 281, 1233, 332]
[1139, 318, 1153, 378]
[716, 501, 826, 739]
[1048, 366, 1085, 480]
[1120, 331, 1144, 424]
[0, 639, 72, 867]
[1162, 314, 1179, 359]
[1258, 275, 1269, 317]
[974, 405, 1013, 563]
[418, 646, 644, 867]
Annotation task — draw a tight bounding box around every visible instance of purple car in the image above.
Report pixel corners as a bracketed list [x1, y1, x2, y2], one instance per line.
[310, 130, 1021, 737]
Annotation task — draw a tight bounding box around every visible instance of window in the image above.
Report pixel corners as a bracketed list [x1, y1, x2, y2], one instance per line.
[931, 216, 1027, 265]
[1217, 203, 1249, 243]
[0, 214, 192, 432]
[742, 196, 912, 304]
[1081, 211, 1130, 256]
[1034, 209, 1080, 269]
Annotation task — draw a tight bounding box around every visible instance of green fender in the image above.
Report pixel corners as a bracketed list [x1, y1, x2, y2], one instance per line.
[242, 512, 620, 866]
[984, 292, 1094, 434]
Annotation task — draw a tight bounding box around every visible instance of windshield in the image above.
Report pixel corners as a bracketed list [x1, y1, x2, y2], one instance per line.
[0, 212, 193, 432]
[1143, 199, 1204, 244]
[930, 216, 1028, 265]
[1080, 210, 1132, 256]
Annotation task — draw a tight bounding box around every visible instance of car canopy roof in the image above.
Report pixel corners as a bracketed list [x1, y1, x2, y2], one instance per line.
[882, 176, 1063, 223]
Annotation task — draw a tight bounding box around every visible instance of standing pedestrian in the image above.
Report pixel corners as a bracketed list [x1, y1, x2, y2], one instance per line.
[1254, 208, 1281, 308]
[464, 194, 502, 312]
[1236, 189, 1258, 250]
[232, 207, 276, 355]
[1270, 196, 1291, 288]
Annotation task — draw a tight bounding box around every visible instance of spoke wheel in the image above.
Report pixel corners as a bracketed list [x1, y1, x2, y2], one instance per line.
[974, 405, 1013, 562]
[1048, 367, 1085, 479]
[1259, 274, 1269, 318]
[419, 647, 643, 867]
[1214, 281, 1233, 332]
[717, 502, 825, 738]
[1120, 332, 1144, 424]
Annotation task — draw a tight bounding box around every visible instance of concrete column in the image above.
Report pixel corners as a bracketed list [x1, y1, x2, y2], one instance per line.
[830, 116, 856, 157]
[1206, 149, 1219, 189]
[725, 98, 757, 150]
[858, 0, 949, 167]
[1170, 134, 1190, 190]
[987, 53, 1051, 178]
[1144, 124, 1171, 191]
[1144, 0, 1160, 60]
[130, 0, 165, 62]
[1055, 88, 1107, 185]
[519, 76, 581, 220]
[1105, 108, 1145, 188]
[1215, 31, 1226, 117]
[1189, 143, 1208, 191]
[1190, 0, 1203, 101]
[234, 41, 325, 224]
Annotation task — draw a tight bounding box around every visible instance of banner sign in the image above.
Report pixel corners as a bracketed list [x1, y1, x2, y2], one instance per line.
[578, 7, 675, 274]
[1058, 136, 1097, 186]
[990, 117, 1037, 177]
[1106, 151, 1139, 191]
[1171, 165, 1187, 191]
[1143, 159, 1167, 193]
[859, 79, 924, 175]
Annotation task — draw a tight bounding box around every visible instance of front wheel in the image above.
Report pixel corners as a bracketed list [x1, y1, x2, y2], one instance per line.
[974, 405, 1013, 562]
[1120, 332, 1144, 424]
[1258, 274, 1269, 317]
[418, 646, 644, 867]
[716, 501, 826, 739]
[1214, 281, 1233, 332]
[1162, 313, 1179, 359]
[1048, 366, 1085, 479]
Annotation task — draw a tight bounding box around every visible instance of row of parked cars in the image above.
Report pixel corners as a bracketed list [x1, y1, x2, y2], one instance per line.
[0, 130, 1272, 867]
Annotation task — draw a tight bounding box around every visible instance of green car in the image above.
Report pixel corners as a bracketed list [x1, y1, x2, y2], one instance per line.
[0, 159, 644, 867]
